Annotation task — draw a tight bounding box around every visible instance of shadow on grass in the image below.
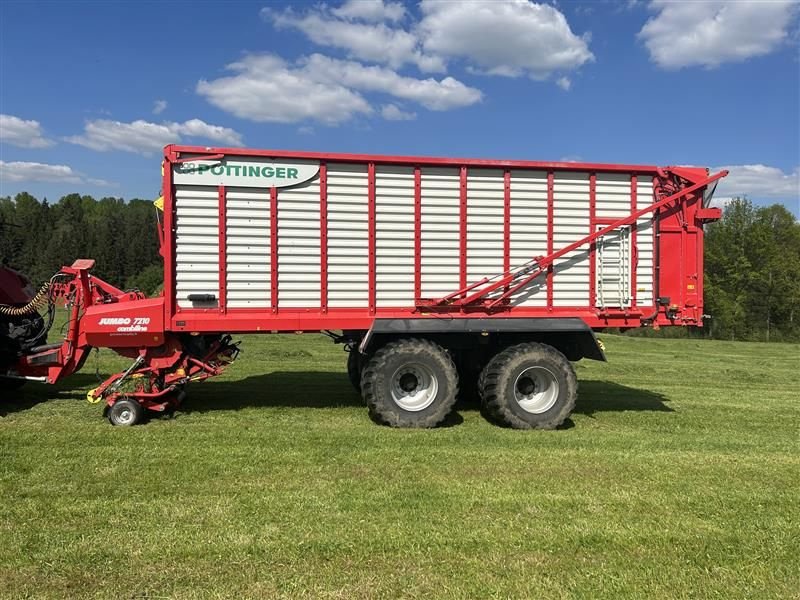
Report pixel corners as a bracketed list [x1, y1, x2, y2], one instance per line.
[180, 372, 671, 416]
[1, 371, 671, 424]
[0, 373, 101, 416]
[575, 380, 672, 416]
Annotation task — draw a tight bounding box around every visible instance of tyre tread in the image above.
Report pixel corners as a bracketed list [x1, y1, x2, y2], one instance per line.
[361, 338, 458, 428]
[479, 342, 577, 430]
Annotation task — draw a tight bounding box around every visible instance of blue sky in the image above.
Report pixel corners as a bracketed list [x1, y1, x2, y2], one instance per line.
[1, 0, 798, 214]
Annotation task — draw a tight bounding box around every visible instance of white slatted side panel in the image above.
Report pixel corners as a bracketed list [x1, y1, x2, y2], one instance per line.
[226, 188, 270, 308]
[509, 170, 548, 306]
[327, 164, 369, 307]
[596, 225, 631, 308]
[466, 169, 504, 285]
[635, 177, 655, 307]
[420, 167, 460, 298]
[595, 173, 631, 308]
[595, 173, 631, 219]
[278, 177, 321, 308]
[175, 186, 219, 308]
[552, 173, 590, 306]
[375, 165, 415, 307]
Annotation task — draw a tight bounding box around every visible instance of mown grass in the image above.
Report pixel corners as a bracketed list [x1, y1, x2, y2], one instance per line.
[1, 333, 798, 599]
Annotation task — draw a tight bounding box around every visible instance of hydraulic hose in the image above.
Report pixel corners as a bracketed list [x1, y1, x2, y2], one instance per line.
[0, 281, 51, 316]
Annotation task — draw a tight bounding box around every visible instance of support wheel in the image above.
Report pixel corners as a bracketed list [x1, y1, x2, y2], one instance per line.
[479, 343, 577, 430]
[107, 398, 143, 427]
[346, 350, 363, 393]
[361, 338, 458, 428]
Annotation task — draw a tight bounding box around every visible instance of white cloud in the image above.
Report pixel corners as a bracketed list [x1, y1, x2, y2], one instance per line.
[709, 196, 734, 209]
[153, 99, 168, 114]
[198, 54, 372, 125]
[639, 1, 799, 69]
[418, 0, 594, 79]
[66, 118, 243, 154]
[265, 7, 443, 72]
[176, 118, 243, 146]
[556, 76, 571, 91]
[197, 53, 481, 125]
[0, 160, 114, 186]
[0, 114, 55, 149]
[331, 0, 406, 23]
[713, 164, 800, 200]
[302, 54, 482, 110]
[381, 104, 416, 121]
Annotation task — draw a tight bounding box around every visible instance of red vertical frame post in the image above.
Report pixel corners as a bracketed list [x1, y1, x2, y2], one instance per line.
[368, 162, 376, 315]
[588, 172, 597, 307]
[503, 169, 511, 273]
[652, 177, 660, 315]
[413, 166, 422, 302]
[270, 186, 278, 314]
[459, 166, 468, 290]
[319, 163, 328, 314]
[162, 153, 176, 320]
[630, 174, 638, 307]
[218, 184, 227, 314]
[546, 171, 554, 310]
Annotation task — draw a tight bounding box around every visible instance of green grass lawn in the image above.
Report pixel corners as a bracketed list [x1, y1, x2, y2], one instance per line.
[1, 333, 798, 599]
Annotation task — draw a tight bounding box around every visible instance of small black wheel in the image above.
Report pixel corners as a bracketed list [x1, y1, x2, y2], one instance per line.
[360, 338, 459, 428]
[107, 398, 143, 426]
[479, 342, 577, 430]
[346, 350, 363, 393]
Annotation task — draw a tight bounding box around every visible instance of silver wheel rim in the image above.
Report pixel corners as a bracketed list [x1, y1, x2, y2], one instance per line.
[513, 366, 559, 414]
[116, 404, 136, 425]
[390, 362, 438, 412]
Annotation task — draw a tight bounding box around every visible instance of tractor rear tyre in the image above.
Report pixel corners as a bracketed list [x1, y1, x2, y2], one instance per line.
[107, 398, 144, 426]
[479, 342, 577, 430]
[361, 338, 458, 428]
[346, 350, 363, 393]
[0, 377, 26, 392]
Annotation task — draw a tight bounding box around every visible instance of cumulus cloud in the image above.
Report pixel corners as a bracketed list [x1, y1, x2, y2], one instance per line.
[198, 54, 372, 125]
[381, 104, 416, 121]
[639, 0, 799, 69]
[262, 0, 590, 82]
[713, 164, 800, 200]
[418, 0, 594, 78]
[153, 99, 168, 114]
[265, 6, 443, 72]
[0, 160, 114, 186]
[302, 54, 482, 110]
[709, 196, 735, 209]
[66, 118, 243, 154]
[0, 114, 55, 149]
[556, 76, 571, 91]
[197, 53, 481, 125]
[331, 0, 405, 22]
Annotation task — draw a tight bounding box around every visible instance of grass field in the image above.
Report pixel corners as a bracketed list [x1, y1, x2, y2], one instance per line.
[1, 332, 798, 599]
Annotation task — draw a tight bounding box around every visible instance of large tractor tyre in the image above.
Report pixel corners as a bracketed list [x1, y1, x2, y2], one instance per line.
[479, 342, 577, 430]
[0, 376, 26, 392]
[346, 350, 363, 393]
[361, 338, 459, 428]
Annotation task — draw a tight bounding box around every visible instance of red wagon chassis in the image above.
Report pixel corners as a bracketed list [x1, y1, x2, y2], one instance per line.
[3, 146, 726, 428]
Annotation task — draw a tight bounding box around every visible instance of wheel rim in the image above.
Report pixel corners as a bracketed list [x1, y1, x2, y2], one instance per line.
[390, 362, 438, 411]
[513, 366, 559, 414]
[115, 404, 136, 425]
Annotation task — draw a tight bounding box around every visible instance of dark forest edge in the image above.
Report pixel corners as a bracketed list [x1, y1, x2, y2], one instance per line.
[1, 193, 798, 343]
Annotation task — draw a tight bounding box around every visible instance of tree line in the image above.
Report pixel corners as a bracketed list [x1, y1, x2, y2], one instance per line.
[1, 193, 798, 342]
[0, 192, 163, 296]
